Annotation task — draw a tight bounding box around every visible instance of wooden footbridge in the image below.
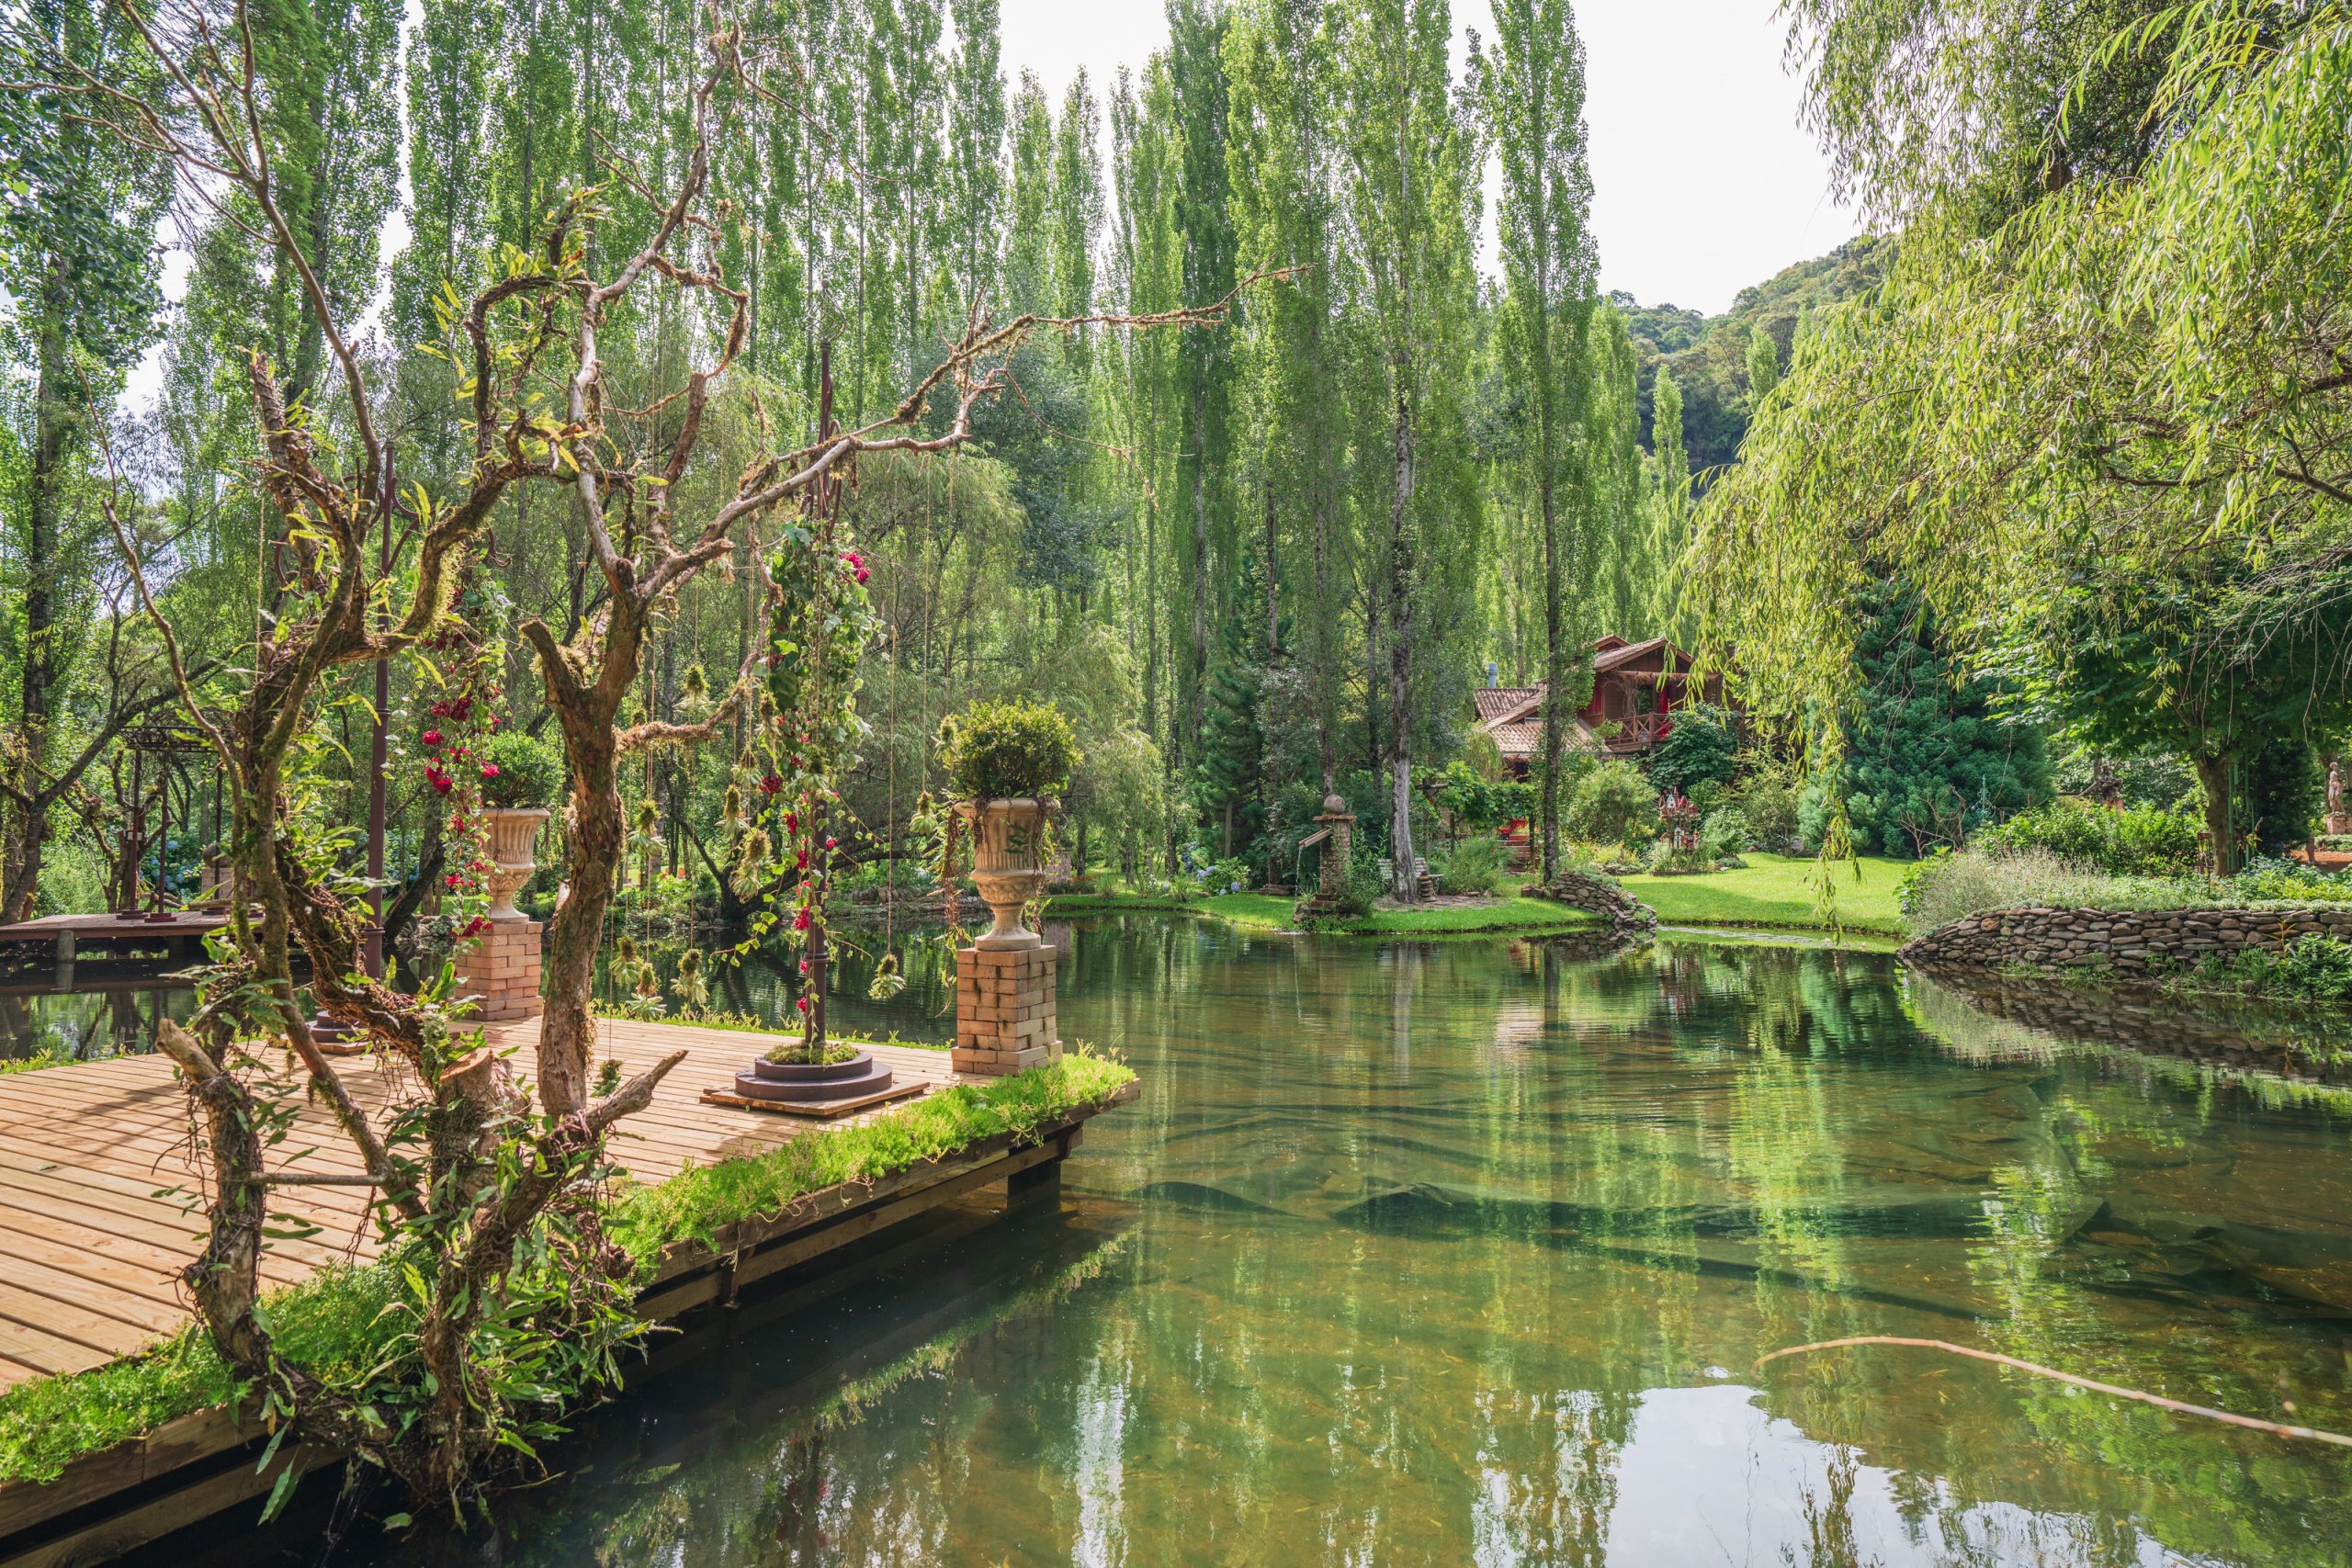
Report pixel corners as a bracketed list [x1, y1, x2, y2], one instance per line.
[0, 1019, 1126, 1564]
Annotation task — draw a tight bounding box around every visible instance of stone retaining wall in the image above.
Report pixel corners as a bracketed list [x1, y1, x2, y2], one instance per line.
[1899, 904, 2352, 975]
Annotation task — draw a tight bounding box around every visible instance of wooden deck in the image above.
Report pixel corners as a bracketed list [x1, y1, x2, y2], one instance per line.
[0, 1018, 975, 1390]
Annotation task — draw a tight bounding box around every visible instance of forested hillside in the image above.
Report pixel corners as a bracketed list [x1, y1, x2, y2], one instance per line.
[1617, 234, 1887, 473]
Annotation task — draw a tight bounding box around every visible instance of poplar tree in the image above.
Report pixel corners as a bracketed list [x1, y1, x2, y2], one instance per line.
[1645, 364, 1690, 641]
[1002, 69, 1053, 315]
[1329, 0, 1480, 898]
[0, 0, 168, 917]
[1167, 0, 1237, 764]
[944, 0, 1005, 312]
[1487, 0, 1598, 882]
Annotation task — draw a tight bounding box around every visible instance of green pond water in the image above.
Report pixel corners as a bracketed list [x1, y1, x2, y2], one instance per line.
[198, 919, 2352, 1567]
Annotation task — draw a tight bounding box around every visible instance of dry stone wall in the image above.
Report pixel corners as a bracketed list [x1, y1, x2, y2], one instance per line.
[1899, 905, 2352, 975]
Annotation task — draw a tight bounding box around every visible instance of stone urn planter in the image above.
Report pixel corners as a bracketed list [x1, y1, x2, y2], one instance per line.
[958, 796, 1055, 951]
[481, 807, 550, 919]
[730, 1048, 894, 1105]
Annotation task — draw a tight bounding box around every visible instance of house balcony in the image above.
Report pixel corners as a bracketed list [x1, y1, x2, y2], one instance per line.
[1605, 713, 1670, 751]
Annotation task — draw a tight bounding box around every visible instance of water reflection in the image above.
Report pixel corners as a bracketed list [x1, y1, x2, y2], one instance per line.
[180, 925, 2352, 1565]
[0, 970, 197, 1062]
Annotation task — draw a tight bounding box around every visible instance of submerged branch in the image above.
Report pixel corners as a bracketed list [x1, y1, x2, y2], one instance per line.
[1757, 1336, 2352, 1448]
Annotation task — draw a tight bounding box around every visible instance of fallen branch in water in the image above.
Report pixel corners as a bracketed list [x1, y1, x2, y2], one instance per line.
[1757, 1336, 2352, 1449]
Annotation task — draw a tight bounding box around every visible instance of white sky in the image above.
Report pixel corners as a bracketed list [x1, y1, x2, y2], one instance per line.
[1002, 0, 1860, 314]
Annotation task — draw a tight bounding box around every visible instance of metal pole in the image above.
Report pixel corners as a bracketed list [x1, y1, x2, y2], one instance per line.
[364, 477, 390, 976]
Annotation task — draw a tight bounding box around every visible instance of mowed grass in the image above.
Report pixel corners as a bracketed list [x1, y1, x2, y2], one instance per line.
[1612, 852, 1907, 935]
[1195, 892, 1597, 936]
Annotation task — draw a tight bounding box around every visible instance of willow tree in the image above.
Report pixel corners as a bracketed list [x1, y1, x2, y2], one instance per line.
[1693, 1, 2352, 871]
[1486, 0, 1598, 882]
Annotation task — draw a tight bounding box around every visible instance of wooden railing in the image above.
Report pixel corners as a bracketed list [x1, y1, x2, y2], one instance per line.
[1607, 712, 1669, 750]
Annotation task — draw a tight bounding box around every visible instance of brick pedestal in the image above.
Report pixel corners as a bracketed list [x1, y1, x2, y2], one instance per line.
[454, 918, 543, 1022]
[954, 943, 1060, 1076]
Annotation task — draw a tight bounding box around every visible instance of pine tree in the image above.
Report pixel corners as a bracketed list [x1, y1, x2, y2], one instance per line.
[1823, 580, 2051, 857]
[1193, 551, 1276, 861]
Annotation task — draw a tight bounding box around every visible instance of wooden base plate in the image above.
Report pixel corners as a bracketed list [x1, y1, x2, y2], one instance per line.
[699, 1080, 929, 1119]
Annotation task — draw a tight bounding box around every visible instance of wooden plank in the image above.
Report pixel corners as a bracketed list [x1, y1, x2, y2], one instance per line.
[0, 1091, 1124, 1565]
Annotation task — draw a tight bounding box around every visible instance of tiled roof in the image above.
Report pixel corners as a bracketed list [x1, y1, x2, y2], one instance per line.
[1474, 686, 1544, 722]
[1487, 716, 1603, 760]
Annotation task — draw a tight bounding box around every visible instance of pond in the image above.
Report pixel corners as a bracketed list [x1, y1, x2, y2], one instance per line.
[173, 919, 2352, 1565]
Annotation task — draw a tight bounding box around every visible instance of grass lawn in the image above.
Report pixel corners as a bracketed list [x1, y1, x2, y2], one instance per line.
[1613, 852, 1907, 936]
[1195, 892, 1597, 937]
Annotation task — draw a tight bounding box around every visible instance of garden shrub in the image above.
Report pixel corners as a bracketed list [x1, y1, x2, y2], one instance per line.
[2227, 855, 2352, 904]
[1645, 704, 1738, 795]
[1564, 760, 1657, 847]
[1702, 807, 1755, 854]
[1973, 799, 2200, 875]
[1731, 766, 1801, 852]
[476, 730, 564, 808]
[938, 698, 1080, 800]
[1437, 836, 1505, 895]
[2265, 934, 2352, 1001]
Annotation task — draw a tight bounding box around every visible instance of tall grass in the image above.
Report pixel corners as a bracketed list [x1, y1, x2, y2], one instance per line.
[1900, 847, 2352, 937]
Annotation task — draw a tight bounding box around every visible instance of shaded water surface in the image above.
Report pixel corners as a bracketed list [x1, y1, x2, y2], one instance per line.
[218, 922, 2352, 1565]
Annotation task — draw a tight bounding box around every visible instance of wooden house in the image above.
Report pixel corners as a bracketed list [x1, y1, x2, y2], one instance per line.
[1471, 636, 1724, 777]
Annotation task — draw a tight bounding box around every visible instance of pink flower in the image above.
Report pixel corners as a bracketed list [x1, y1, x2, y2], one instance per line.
[792, 907, 812, 931]
[796, 996, 811, 1013]
[824, 836, 838, 850]
[854, 568, 870, 584]
[798, 959, 809, 976]
[480, 762, 500, 781]
[843, 551, 863, 569]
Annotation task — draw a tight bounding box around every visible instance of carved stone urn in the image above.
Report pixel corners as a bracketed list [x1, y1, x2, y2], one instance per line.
[481, 807, 551, 920]
[958, 797, 1055, 950]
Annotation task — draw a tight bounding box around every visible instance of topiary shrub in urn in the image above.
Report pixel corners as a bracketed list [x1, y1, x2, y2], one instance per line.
[938, 698, 1080, 950]
[476, 730, 561, 919]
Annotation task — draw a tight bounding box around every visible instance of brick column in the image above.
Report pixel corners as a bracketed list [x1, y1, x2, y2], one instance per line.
[953, 942, 1060, 1076]
[454, 919, 543, 1022]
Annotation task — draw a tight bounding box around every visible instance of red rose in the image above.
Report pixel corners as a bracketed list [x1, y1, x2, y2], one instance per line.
[481, 763, 500, 780]
[792, 907, 812, 931]
[422, 728, 444, 748]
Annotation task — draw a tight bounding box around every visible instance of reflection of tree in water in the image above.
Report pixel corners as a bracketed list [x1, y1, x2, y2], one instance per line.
[1470, 1387, 1636, 1565]
[1783, 1446, 1879, 1568]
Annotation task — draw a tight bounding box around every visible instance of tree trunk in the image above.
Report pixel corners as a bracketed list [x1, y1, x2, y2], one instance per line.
[1387, 390, 1417, 901]
[2193, 750, 2237, 875]
[14, 295, 68, 920]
